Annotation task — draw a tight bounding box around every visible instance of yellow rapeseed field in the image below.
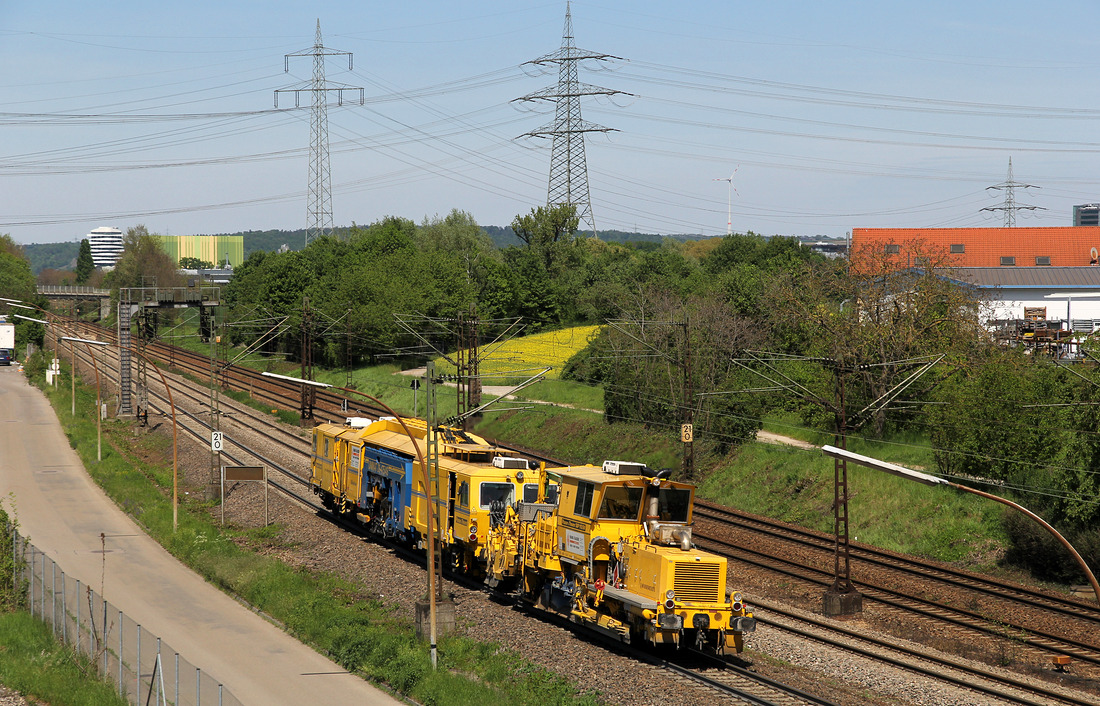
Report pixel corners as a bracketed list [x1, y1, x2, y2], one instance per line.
[438, 325, 600, 380]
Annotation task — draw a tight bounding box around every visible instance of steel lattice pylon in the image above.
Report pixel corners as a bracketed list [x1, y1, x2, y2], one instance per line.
[276, 21, 364, 246]
[981, 157, 1044, 227]
[518, 2, 626, 235]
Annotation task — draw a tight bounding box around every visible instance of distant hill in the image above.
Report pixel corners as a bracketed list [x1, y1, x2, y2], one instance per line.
[24, 241, 79, 274]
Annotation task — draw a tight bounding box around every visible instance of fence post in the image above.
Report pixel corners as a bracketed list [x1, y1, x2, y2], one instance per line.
[101, 594, 108, 677]
[75, 579, 81, 655]
[118, 611, 124, 697]
[61, 571, 66, 644]
[10, 527, 15, 606]
[175, 653, 179, 706]
[136, 624, 141, 701]
[196, 668, 201, 706]
[28, 546, 33, 618]
[51, 562, 56, 634]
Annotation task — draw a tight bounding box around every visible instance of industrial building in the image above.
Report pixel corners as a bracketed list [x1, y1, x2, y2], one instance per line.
[850, 226, 1100, 332]
[154, 234, 244, 268]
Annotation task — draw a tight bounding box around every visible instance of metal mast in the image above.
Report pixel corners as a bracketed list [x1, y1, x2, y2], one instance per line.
[518, 2, 625, 236]
[276, 20, 364, 246]
[981, 157, 1044, 227]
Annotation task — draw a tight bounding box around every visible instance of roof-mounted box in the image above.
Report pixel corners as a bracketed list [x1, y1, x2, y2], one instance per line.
[602, 460, 647, 475]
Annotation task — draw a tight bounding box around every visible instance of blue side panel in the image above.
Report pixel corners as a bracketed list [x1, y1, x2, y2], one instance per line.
[360, 445, 413, 529]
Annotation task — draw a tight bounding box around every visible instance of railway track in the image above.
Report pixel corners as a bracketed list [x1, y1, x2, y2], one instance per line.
[756, 600, 1098, 706]
[690, 501, 1100, 668]
[694, 500, 1100, 626]
[43, 319, 1100, 704]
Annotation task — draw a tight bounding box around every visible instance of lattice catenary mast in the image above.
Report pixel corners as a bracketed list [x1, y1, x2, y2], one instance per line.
[981, 157, 1044, 227]
[518, 2, 625, 236]
[276, 20, 364, 246]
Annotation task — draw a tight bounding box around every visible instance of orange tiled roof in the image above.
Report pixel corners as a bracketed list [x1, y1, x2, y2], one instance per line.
[851, 227, 1100, 268]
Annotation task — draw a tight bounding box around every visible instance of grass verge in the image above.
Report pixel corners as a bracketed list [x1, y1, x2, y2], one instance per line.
[0, 506, 127, 706]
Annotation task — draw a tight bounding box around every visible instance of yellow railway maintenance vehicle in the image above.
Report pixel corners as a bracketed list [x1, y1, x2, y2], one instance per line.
[485, 460, 756, 653]
[310, 416, 555, 580]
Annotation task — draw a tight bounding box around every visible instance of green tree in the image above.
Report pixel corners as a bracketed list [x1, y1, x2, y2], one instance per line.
[510, 203, 579, 270]
[178, 256, 214, 270]
[598, 288, 766, 468]
[0, 234, 36, 304]
[75, 239, 94, 284]
[0, 234, 44, 349]
[107, 225, 184, 290]
[762, 242, 989, 436]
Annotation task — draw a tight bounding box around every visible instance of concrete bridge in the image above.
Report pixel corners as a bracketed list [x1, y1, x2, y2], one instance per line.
[36, 285, 112, 319]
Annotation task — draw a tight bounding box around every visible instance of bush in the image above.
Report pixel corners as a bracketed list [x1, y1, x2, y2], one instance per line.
[1002, 510, 1099, 584]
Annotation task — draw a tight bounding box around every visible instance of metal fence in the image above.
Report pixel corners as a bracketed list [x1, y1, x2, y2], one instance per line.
[12, 528, 242, 706]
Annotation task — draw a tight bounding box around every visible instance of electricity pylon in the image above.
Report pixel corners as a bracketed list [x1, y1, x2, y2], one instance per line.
[276, 20, 364, 246]
[981, 157, 1044, 227]
[518, 2, 626, 236]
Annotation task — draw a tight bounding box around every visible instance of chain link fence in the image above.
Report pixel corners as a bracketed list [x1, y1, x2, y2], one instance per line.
[12, 527, 242, 706]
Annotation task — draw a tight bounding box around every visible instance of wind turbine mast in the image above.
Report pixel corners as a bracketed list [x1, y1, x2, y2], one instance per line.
[713, 169, 738, 235]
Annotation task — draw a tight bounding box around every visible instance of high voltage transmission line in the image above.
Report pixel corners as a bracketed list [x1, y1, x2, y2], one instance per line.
[517, 2, 627, 236]
[275, 20, 364, 247]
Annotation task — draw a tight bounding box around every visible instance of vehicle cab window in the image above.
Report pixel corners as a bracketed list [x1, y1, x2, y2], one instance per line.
[479, 482, 514, 509]
[598, 485, 643, 520]
[573, 481, 595, 517]
[658, 487, 692, 522]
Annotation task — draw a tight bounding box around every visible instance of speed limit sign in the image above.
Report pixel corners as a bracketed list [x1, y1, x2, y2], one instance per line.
[211, 431, 224, 452]
[680, 423, 693, 443]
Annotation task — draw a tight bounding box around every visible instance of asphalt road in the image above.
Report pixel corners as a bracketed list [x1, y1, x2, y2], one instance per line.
[0, 366, 404, 705]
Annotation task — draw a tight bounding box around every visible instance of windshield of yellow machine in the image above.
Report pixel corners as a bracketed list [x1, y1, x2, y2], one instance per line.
[597, 485, 644, 520]
[657, 486, 692, 523]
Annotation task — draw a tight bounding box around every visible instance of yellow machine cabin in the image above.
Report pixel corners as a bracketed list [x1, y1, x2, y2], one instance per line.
[489, 460, 756, 653]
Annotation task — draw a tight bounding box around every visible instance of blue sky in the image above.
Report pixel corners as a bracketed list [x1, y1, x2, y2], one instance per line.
[3, 1, 1099, 244]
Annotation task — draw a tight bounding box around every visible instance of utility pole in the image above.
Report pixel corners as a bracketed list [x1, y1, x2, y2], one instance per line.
[300, 296, 315, 422]
[276, 20, 365, 246]
[981, 157, 1045, 227]
[517, 2, 626, 237]
[455, 305, 482, 431]
[680, 319, 694, 479]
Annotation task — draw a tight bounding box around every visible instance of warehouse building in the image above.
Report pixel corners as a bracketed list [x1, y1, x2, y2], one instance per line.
[154, 234, 244, 268]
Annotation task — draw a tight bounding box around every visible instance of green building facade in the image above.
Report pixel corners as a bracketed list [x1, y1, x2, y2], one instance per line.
[155, 235, 244, 268]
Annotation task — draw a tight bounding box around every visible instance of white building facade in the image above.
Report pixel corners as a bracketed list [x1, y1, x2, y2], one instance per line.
[86, 227, 124, 269]
[944, 267, 1100, 332]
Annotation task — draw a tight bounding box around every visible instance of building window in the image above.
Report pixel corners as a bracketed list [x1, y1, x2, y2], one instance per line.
[1035, 256, 1051, 266]
[914, 257, 930, 268]
[885, 243, 900, 254]
[950, 244, 965, 254]
[1000, 256, 1016, 266]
